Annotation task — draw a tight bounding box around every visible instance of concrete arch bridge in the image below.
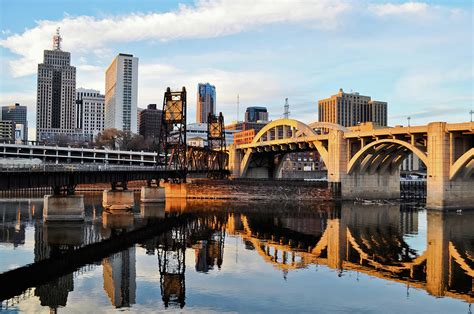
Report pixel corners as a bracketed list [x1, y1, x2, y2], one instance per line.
[229, 119, 474, 208]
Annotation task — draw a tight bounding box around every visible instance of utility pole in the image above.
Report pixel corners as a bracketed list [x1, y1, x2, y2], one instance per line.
[284, 98, 290, 119]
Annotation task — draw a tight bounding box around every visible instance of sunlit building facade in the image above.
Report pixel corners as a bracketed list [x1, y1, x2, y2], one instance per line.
[36, 29, 78, 142]
[318, 88, 387, 127]
[196, 83, 216, 123]
[105, 53, 138, 133]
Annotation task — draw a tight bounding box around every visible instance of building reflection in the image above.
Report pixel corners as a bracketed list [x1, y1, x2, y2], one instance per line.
[1, 198, 473, 310]
[102, 248, 136, 308]
[34, 222, 84, 312]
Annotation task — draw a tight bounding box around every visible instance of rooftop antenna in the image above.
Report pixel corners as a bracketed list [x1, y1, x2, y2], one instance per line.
[284, 98, 290, 119]
[53, 27, 62, 50]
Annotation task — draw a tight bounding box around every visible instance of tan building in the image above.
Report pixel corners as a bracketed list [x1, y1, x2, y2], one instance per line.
[0, 120, 15, 142]
[318, 89, 387, 127]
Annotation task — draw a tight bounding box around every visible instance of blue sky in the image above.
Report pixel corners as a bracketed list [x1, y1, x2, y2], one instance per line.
[0, 0, 472, 135]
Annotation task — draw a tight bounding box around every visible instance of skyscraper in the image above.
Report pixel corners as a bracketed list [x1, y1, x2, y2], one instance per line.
[105, 53, 138, 133]
[318, 89, 387, 127]
[138, 104, 162, 140]
[245, 106, 268, 123]
[76, 88, 105, 141]
[196, 83, 216, 123]
[1, 103, 27, 142]
[36, 28, 78, 142]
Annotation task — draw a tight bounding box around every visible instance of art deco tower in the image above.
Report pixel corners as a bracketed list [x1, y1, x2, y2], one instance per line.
[36, 28, 77, 142]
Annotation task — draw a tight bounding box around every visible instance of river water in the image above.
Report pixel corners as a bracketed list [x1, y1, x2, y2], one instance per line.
[0, 193, 472, 313]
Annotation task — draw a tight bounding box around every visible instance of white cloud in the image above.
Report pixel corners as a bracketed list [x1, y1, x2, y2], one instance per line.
[137, 63, 284, 123]
[369, 2, 428, 16]
[0, 0, 351, 77]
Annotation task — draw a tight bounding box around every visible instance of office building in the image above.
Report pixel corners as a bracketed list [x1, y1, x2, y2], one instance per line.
[105, 53, 138, 133]
[196, 83, 216, 123]
[318, 89, 387, 128]
[36, 28, 78, 142]
[138, 104, 162, 140]
[245, 106, 268, 123]
[76, 88, 105, 141]
[1, 103, 28, 142]
[0, 120, 15, 142]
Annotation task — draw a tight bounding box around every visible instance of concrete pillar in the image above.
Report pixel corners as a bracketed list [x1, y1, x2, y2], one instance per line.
[140, 186, 165, 203]
[327, 129, 347, 199]
[163, 182, 188, 198]
[341, 169, 400, 200]
[426, 122, 474, 209]
[329, 128, 400, 200]
[43, 195, 85, 222]
[103, 190, 135, 210]
[228, 145, 241, 178]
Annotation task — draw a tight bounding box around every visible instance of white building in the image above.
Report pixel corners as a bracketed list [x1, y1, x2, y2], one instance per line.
[105, 53, 138, 133]
[76, 88, 105, 141]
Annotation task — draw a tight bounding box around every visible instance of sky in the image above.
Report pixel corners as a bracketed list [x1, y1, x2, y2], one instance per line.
[0, 0, 473, 139]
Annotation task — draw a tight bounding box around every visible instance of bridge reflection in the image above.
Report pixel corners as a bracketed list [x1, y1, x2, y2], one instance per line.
[0, 199, 473, 310]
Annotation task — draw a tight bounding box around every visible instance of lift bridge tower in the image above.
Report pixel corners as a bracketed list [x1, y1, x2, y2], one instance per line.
[207, 112, 227, 178]
[158, 87, 187, 180]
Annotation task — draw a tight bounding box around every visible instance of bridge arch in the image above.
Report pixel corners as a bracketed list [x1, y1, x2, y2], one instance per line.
[449, 148, 474, 180]
[347, 139, 429, 175]
[250, 119, 318, 144]
[240, 119, 328, 177]
[308, 121, 349, 133]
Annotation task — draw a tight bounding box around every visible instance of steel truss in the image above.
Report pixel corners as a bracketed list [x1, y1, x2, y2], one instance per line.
[158, 87, 187, 178]
[206, 112, 228, 178]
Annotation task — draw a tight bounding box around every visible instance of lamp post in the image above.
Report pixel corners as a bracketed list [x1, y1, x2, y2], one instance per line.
[407, 116, 411, 127]
[470, 110, 473, 123]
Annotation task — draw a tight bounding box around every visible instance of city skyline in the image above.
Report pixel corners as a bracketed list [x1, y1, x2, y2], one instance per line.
[0, 0, 473, 139]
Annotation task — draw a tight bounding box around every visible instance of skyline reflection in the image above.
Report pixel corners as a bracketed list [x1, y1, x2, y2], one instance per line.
[0, 197, 472, 312]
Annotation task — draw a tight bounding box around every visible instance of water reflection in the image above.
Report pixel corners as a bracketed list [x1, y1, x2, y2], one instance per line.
[0, 197, 473, 312]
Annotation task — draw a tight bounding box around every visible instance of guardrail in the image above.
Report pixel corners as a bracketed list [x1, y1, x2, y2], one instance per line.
[0, 164, 163, 172]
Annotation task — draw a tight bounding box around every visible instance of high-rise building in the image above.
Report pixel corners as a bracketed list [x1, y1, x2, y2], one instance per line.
[196, 83, 216, 123]
[105, 53, 138, 133]
[138, 104, 162, 140]
[76, 88, 105, 141]
[36, 28, 78, 142]
[245, 106, 268, 123]
[0, 120, 15, 142]
[318, 89, 387, 128]
[1, 103, 27, 142]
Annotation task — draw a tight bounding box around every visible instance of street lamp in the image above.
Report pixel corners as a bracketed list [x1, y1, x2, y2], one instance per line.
[407, 116, 411, 127]
[470, 110, 474, 123]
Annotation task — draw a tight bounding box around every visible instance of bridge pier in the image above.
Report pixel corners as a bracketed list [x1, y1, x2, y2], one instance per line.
[163, 182, 188, 198]
[341, 170, 400, 200]
[43, 195, 85, 222]
[426, 122, 474, 209]
[140, 186, 165, 203]
[103, 189, 134, 210]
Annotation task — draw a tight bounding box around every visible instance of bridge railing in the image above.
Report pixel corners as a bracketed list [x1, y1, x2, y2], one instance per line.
[0, 163, 164, 172]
